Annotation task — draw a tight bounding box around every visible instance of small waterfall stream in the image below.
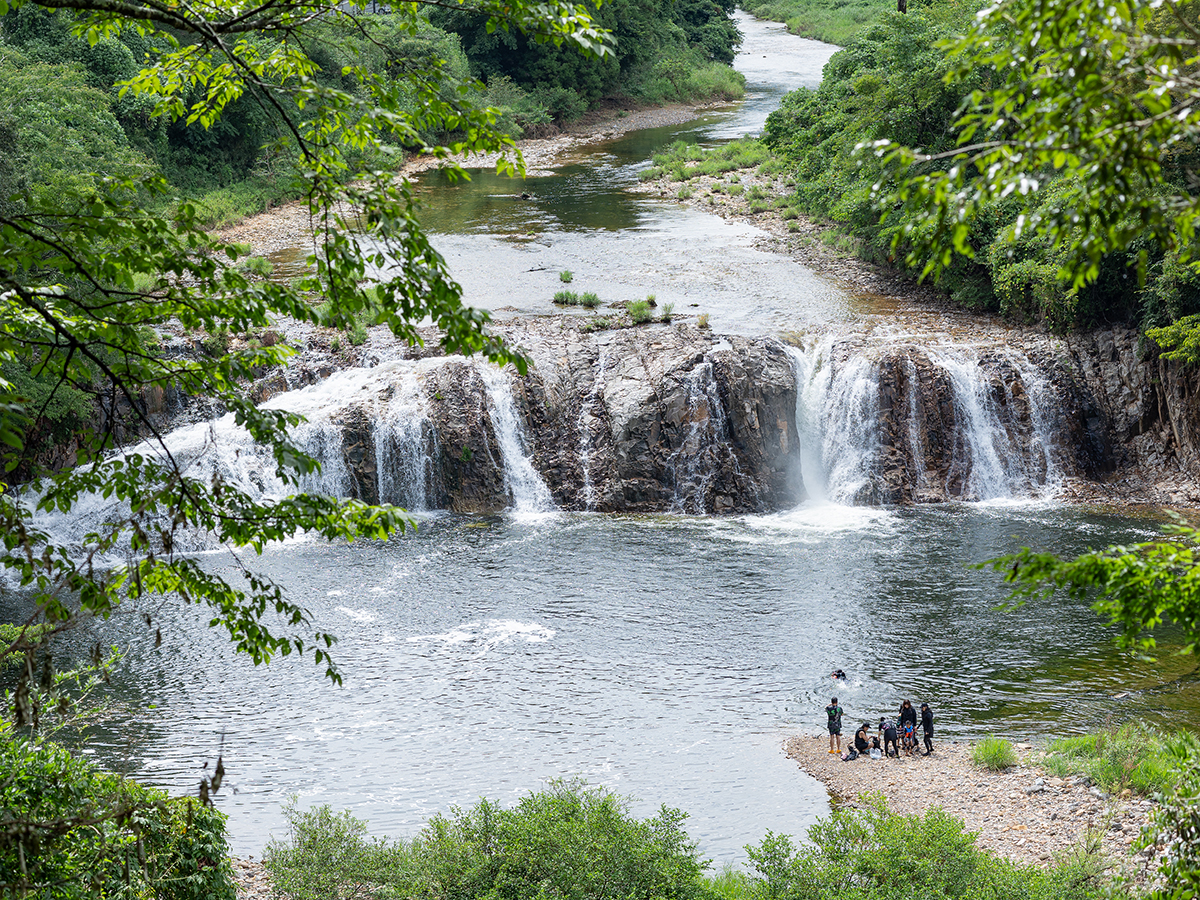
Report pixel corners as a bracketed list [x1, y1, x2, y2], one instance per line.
[374, 369, 439, 511]
[476, 364, 557, 514]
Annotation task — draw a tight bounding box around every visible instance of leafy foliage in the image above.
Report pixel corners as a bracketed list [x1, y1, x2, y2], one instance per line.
[745, 796, 1111, 900]
[986, 521, 1200, 658]
[1142, 743, 1200, 900]
[264, 780, 710, 900]
[872, 0, 1200, 329]
[0, 0, 614, 686]
[0, 722, 235, 898]
[758, 0, 1200, 329]
[432, 0, 743, 119]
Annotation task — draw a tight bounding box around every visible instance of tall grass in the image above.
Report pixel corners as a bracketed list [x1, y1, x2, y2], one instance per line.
[186, 175, 305, 230]
[971, 736, 1017, 771]
[1043, 722, 1194, 796]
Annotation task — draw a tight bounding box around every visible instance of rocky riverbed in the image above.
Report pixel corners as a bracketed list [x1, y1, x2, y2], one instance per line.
[786, 734, 1162, 886]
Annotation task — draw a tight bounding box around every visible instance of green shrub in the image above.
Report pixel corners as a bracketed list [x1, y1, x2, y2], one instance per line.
[627, 300, 654, 325]
[725, 182, 743, 196]
[236, 255, 273, 278]
[748, 199, 771, 214]
[677, 186, 694, 200]
[348, 320, 369, 347]
[553, 290, 580, 306]
[582, 317, 612, 332]
[1044, 722, 1191, 796]
[579, 291, 602, 308]
[264, 802, 398, 900]
[0, 724, 235, 899]
[559, 270, 573, 283]
[971, 737, 1017, 771]
[201, 325, 230, 357]
[660, 302, 675, 323]
[746, 795, 1110, 900]
[265, 780, 709, 900]
[697, 313, 710, 329]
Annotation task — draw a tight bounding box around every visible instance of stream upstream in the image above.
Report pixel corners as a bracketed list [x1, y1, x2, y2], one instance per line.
[14, 12, 1200, 867]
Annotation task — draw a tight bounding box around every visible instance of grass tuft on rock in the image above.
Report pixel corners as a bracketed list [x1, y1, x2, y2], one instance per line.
[971, 736, 1018, 771]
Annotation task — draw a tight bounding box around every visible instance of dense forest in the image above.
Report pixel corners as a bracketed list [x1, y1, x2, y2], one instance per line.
[0, 0, 743, 229]
[759, 0, 1200, 334]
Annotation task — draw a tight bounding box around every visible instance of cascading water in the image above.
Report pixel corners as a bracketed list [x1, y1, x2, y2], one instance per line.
[666, 358, 732, 514]
[928, 347, 1063, 501]
[373, 369, 439, 511]
[785, 340, 881, 504]
[476, 363, 557, 514]
[577, 348, 608, 511]
[786, 337, 1066, 505]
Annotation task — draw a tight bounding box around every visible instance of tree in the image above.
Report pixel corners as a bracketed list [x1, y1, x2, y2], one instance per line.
[1, 0, 612, 890]
[869, 3, 1200, 891]
[0, 0, 611, 679]
[874, 0, 1200, 296]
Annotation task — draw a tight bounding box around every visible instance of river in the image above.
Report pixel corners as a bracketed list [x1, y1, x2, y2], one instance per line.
[13, 12, 1200, 869]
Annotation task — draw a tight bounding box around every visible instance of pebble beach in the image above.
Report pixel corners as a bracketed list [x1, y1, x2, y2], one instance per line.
[785, 734, 1161, 885]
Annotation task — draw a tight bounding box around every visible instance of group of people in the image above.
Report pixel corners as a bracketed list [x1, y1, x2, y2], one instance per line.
[824, 696, 934, 760]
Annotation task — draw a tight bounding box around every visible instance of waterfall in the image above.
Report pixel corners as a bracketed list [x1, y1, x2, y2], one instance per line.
[786, 338, 1066, 505]
[786, 340, 881, 504]
[577, 347, 608, 511]
[373, 369, 439, 511]
[924, 347, 1063, 501]
[476, 363, 557, 514]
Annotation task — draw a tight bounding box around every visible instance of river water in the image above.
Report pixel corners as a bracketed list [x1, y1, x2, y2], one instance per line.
[14, 12, 1200, 868]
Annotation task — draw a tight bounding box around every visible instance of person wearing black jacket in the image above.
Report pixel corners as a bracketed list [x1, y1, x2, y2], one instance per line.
[879, 717, 899, 758]
[921, 703, 935, 755]
[899, 699, 917, 729]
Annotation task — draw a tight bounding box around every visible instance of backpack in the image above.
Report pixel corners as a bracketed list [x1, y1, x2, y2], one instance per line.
[845, 749, 858, 760]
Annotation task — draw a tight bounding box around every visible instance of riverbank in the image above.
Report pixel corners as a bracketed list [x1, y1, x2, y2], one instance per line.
[231, 734, 1165, 899]
[786, 734, 1160, 883]
[216, 101, 725, 258]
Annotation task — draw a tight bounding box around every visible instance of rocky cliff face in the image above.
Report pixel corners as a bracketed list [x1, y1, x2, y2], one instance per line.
[1063, 327, 1200, 505]
[218, 319, 1200, 513]
[37, 318, 1200, 512]
[398, 325, 800, 514]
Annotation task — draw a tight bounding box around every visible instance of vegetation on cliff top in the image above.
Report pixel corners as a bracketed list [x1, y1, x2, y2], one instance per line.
[760, 0, 1200, 334]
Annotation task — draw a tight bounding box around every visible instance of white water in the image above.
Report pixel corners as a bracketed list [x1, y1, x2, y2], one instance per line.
[786, 340, 882, 504]
[785, 338, 1065, 505]
[578, 347, 609, 511]
[476, 363, 558, 514]
[374, 368, 438, 511]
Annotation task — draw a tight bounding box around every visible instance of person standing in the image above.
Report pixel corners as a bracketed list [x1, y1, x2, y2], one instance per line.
[879, 716, 899, 758]
[899, 699, 917, 730]
[826, 697, 844, 754]
[921, 702, 934, 755]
